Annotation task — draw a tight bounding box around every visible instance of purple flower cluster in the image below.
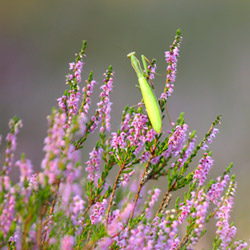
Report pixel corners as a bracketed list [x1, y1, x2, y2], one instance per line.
[8, 231, 19, 244]
[193, 153, 214, 186]
[71, 195, 85, 225]
[113, 216, 181, 249]
[67, 60, 84, 84]
[201, 127, 219, 150]
[66, 90, 81, 127]
[178, 199, 193, 224]
[145, 188, 161, 216]
[118, 169, 135, 187]
[15, 158, 34, 202]
[81, 79, 98, 114]
[90, 70, 114, 133]
[161, 32, 182, 101]
[111, 113, 155, 157]
[16, 158, 33, 184]
[90, 199, 107, 225]
[163, 124, 188, 159]
[0, 189, 15, 237]
[147, 62, 157, 80]
[178, 134, 197, 167]
[58, 52, 85, 128]
[85, 147, 103, 184]
[2, 118, 23, 175]
[60, 235, 75, 250]
[41, 112, 67, 185]
[215, 180, 237, 249]
[189, 191, 210, 246]
[41, 110, 81, 187]
[107, 203, 133, 236]
[207, 174, 230, 205]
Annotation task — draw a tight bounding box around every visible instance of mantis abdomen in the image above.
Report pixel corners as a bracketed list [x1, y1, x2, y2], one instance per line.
[138, 75, 162, 133]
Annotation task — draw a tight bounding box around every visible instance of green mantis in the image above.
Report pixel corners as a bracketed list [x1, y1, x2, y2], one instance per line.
[127, 52, 162, 134]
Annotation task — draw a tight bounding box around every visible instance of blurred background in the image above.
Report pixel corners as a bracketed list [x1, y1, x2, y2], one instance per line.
[1, 0, 250, 247]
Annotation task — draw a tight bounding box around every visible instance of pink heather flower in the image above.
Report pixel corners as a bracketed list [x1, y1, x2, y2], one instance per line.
[165, 44, 181, 84]
[107, 218, 122, 236]
[0, 189, 15, 237]
[140, 151, 151, 163]
[179, 135, 196, 166]
[43, 112, 81, 186]
[191, 201, 209, 242]
[234, 241, 248, 249]
[90, 199, 107, 225]
[75, 60, 83, 70]
[118, 218, 181, 249]
[71, 195, 85, 225]
[163, 124, 188, 159]
[160, 92, 168, 100]
[193, 153, 214, 186]
[107, 203, 134, 237]
[15, 158, 34, 202]
[201, 127, 219, 150]
[145, 128, 156, 142]
[89, 70, 113, 133]
[64, 157, 81, 184]
[60, 235, 75, 250]
[130, 113, 153, 155]
[85, 147, 103, 184]
[43, 112, 66, 154]
[215, 180, 237, 250]
[0, 176, 11, 192]
[63, 90, 82, 128]
[69, 62, 75, 70]
[120, 203, 134, 222]
[77, 113, 88, 137]
[152, 216, 179, 249]
[16, 158, 33, 184]
[169, 237, 180, 250]
[2, 118, 23, 175]
[111, 131, 127, 150]
[59, 182, 82, 211]
[111, 113, 154, 159]
[66, 57, 84, 84]
[43, 215, 53, 242]
[60, 183, 72, 209]
[178, 190, 211, 249]
[81, 79, 98, 114]
[97, 237, 113, 249]
[120, 113, 131, 131]
[58, 54, 85, 123]
[57, 95, 68, 113]
[207, 175, 230, 205]
[161, 33, 182, 101]
[119, 170, 135, 187]
[147, 62, 157, 80]
[126, 225, 147, 248]
[178, 199, 193, 224]
[72, 195, 85, 215]
[130, 113, 149, 142]
[9, 231, 19, 243]
[67, 90, 81, 115]
[145, 189, 161, 216]
[42, 112, 67, 185]
[150, 155, 161, 164]
[29, 173, 39, 191]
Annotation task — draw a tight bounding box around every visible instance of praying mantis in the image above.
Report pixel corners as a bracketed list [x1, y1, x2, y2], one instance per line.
[127, 52, 162, 134]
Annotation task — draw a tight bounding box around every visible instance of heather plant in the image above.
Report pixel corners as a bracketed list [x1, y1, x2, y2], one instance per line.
[0, 30, 248, 250]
